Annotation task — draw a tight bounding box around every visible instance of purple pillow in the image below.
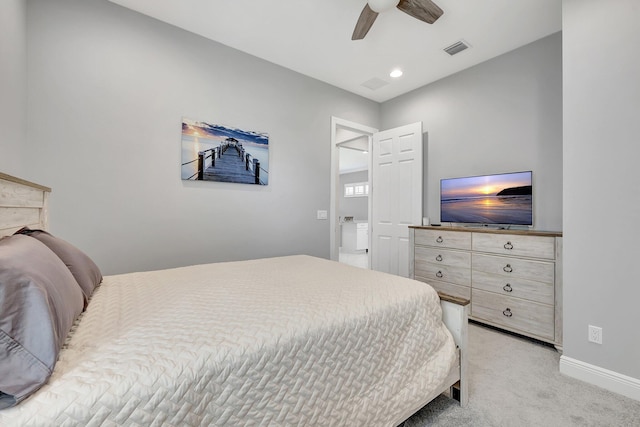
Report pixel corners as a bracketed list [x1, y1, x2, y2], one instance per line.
[0, 235, 84, 408]
[16, 228, 102, 306]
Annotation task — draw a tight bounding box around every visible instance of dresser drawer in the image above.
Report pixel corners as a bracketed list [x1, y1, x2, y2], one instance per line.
[415, 246, 471, 268]
[472, 270, 554, 305]
[471, 289, 554, 340]
[472, 232, 556, 260]
[415, 278, 471, 300]
[415, 262, 471, 287]
[472, 253, 554, 283]
[415, 229, 471, 250]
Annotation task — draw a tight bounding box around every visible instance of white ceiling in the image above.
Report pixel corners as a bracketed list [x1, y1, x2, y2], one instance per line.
[108, 0, 562, 103]
[339, 147, 369, 175]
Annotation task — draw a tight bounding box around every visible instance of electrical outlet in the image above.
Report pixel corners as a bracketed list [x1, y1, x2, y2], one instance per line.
[588, 325, 602, 344]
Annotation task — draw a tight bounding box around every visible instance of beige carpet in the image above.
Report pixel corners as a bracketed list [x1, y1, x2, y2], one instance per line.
[402, 322, 640, 426]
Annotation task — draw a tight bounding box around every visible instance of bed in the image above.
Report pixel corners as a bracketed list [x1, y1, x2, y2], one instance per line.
[0, 172, 468, 426]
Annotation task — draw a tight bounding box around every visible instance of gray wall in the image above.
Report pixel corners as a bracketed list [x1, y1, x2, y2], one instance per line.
[381, 33, 563, 232]
[25, 0, 380, 275]
[339, 170, 369, 221]
[563, 0, 640, 379]
[0, 0, 28, 177]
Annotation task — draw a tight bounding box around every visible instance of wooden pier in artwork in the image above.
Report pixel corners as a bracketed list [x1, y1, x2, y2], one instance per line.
[183, 139, 267, 185]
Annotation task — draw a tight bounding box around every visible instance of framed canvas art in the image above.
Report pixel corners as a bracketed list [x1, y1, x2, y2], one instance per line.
[181, 118, 269, 185]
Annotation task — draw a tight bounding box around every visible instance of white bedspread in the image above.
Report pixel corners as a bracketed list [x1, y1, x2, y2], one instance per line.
[0, 255, 456, 426]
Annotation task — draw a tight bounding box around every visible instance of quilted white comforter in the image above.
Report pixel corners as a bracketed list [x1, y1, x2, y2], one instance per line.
[0, 255, 456, 426]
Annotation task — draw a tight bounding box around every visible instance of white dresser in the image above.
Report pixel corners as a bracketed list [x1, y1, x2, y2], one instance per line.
[410, 226, 562, 348]
[341, 221, 369, 252]
[356, 222, 369, 251]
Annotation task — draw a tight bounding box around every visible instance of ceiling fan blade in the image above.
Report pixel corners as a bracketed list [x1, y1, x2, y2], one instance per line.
[352, 4, 379, 40]
[397, 0, 443, 24]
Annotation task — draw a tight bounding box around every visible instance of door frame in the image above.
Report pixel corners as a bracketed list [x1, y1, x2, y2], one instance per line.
[330, 117, 378, 262]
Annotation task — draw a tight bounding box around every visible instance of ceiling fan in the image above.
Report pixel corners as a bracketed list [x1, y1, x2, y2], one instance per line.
[352, 0, 444, 40]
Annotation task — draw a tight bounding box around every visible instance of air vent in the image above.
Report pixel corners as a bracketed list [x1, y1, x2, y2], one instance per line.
[361, 77, 389, 91]
[444, 40, 470, 56]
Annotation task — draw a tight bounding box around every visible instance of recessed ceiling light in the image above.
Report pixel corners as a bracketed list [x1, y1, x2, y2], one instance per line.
[390, 69, 403, 78]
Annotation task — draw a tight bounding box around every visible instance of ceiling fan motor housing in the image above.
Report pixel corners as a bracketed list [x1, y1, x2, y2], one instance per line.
[353, 0, 444, 40]
[368, 0, 401, 13]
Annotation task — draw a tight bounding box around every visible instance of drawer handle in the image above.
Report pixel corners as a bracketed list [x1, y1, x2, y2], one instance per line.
[435, 254, 443, 262]
[503, 308, 513, 317]
[504, 241, 513, 250]
[503, 264, 513, 273]
[436, 271, 443, 278]
[503, 283, 513, 292]
[436, 236, 443, 243]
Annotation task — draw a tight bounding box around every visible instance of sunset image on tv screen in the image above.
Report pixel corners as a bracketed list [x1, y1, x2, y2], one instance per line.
[440, 171, 532, 225]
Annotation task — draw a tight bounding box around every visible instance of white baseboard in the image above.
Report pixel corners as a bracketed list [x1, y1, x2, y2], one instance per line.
[560, 355, 640, 401]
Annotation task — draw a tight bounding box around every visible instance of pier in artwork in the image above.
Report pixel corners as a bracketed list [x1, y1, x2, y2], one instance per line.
[183, 138, 267, 185]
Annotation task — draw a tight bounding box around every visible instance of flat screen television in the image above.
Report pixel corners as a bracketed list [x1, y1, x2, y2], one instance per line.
[440, 171, 533, 226]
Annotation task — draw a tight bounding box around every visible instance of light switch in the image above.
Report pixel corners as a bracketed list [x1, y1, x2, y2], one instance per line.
[317, 210, 328, 220]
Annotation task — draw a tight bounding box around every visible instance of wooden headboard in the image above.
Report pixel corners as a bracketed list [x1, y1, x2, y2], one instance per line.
[0, 172, 51, 238]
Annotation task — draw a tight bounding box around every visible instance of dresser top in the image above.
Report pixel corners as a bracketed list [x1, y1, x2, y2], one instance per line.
[409, 225, 562, 237]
